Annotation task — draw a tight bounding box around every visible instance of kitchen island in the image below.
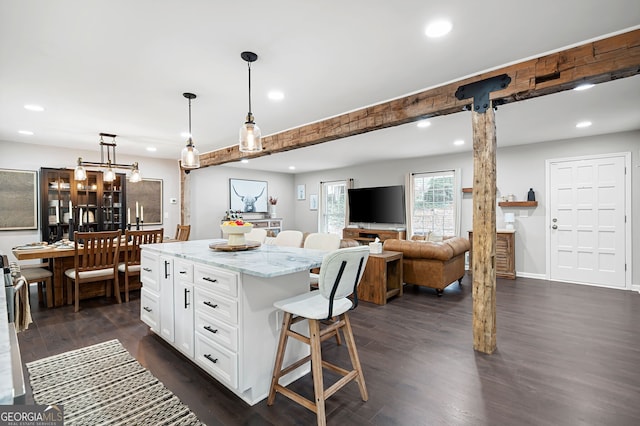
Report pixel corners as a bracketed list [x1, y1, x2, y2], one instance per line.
[140, 239, 326, 405]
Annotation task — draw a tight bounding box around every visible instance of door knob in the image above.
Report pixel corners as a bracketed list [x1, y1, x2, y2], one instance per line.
[552, 225, 558, 230]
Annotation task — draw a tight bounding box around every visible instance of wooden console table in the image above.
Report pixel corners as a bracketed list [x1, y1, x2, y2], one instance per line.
[343, 227, 406, 244]
[357, 250, 403, 305]
[468, 230, 516, 279]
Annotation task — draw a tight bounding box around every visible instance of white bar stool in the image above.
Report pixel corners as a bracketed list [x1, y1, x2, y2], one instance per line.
[268, 246, 370, 426]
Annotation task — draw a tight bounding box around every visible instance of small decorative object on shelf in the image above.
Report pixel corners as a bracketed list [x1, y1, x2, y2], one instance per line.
[268, 196, 278, 218]
[527, 188, 536, 201]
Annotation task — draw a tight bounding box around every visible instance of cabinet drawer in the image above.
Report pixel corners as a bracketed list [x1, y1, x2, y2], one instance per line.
[140, 251, 159, 292]
[174, 259, 194, 283]
[194, 265, 238, 297]
[195, 310, 238, 351]
[195, 287, 238, 325]
[140, 289, 160, 330]
[195, 333, 238, 389]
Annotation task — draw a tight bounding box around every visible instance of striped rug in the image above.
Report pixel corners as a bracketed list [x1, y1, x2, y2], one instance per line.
[26, 339, 204, 425]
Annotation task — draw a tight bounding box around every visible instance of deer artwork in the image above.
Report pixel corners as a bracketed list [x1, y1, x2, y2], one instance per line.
[233, 185, 265, 212]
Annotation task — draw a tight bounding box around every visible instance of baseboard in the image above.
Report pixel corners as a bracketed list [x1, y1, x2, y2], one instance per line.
[515, 272, 546, 280]
[631, 284, 640, 294]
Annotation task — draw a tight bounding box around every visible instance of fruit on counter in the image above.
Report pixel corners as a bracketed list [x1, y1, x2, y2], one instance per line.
[222, 220, 252, 226]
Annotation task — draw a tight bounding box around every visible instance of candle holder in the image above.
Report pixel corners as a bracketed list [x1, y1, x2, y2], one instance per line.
[135, 217, 140, 231]
[69, 219, 74, 241]
[127, 222, 131, 231]
[140, 220, 144, 230]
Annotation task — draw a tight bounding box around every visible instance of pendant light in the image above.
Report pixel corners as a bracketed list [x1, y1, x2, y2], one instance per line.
[74, 133, 141, 182]
[74, 157, 87, 180]
[129, 162, 142, 183]
[181, 92, 200, 169]
[239, 51, 262, 153]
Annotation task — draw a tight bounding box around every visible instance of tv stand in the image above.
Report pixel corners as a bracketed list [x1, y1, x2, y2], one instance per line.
[342, 228, 406, 244]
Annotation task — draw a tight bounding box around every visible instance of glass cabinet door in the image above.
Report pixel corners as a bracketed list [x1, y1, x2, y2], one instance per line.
[41, 168, 72, 242]
[101, 173, 125, 231]
[75, 172, 100, 232]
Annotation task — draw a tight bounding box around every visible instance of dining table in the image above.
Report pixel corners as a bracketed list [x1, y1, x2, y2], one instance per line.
[12, 242, 134, 307]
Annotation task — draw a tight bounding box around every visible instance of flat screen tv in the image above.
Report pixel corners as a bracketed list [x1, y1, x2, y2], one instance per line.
[348, 185, 406, 224]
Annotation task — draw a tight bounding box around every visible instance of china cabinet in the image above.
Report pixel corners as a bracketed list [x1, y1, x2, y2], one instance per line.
[40, 168, 127, 242]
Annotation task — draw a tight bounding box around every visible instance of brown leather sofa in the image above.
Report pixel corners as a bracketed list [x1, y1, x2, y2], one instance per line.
[383, 237, 470, 296]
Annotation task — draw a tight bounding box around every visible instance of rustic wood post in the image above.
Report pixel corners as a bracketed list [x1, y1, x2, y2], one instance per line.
[180, 167, 190, 226]
[471, 106, 497, 354]
[456, 75, 510, 354]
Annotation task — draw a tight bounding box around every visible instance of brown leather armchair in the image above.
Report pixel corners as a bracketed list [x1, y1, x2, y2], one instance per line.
[383, 237, 470, 296]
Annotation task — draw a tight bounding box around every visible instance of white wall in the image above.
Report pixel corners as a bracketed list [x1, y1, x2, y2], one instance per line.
[2, 130, 638, 287]
[293, 130, 639, 286]
[0, 139, 180, 261]
[188, 166, 294, 239]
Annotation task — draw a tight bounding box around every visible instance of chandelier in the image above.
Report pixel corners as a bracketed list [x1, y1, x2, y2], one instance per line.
[74, 133, 141, 183]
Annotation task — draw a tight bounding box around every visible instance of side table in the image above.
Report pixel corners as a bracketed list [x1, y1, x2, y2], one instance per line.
[357, 250, 403, 305]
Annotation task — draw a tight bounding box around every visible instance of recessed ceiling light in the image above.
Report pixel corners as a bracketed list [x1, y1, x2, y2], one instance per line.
[425, 20, 452, 38]
[574, 83, 595, 91]
[24, 104, 44, 112]
[180, 132, 191, 138]
[146, 147, 157, 152]
[18, 130, 34, 135]
[576, 121, 592, 128]
[268, 91, 284, 101]
[241, 159, 249, 164]
[288, 166, 296, 170]
[417, 120, 431, 128]
[453, 139, 465, 146]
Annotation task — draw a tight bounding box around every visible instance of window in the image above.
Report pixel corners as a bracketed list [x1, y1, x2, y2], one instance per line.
[319, 180, 349, 235]
[409, 170, 460, 237]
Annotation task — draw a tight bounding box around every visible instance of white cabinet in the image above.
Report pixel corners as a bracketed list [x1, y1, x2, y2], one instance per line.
[174, 280, 194, 357]
[159, 255, 175, 343]
[140, 251, 160, 330]
[193, 263, 240, 389]
[140, 244, 312, 406]
[174, 259, 194, 357]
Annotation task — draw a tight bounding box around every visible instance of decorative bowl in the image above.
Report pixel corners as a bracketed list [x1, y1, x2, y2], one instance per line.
[220, 222, 253, 246]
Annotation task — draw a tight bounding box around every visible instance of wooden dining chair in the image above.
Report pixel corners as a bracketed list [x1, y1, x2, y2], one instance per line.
[175, 224, 191, 241]
[65, 230, 122, 312]
[118, 228, 164, 302]
[20, 260, 53, 308]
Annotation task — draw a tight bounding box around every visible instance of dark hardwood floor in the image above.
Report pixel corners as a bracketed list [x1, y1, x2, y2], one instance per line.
[18, 276, 640, 425]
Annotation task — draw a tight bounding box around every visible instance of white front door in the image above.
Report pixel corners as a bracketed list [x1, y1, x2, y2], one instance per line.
[548, 153, 628, 289]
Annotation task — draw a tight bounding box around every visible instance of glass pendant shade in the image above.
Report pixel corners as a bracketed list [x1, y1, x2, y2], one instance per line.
[181, 139, 201, 169]
[74, 158, 87, 180]
[129, 162, 142, 182]
[181, 92, 200, 169]
[239, 52, 262, 153]
[239, 116, 262, 152]
[103, 163, 115, 182]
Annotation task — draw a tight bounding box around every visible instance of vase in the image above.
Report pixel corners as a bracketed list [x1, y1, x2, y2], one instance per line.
[269, 205, 277, 218]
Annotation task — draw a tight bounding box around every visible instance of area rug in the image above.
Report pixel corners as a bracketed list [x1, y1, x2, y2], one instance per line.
[26, 339, 204, 425]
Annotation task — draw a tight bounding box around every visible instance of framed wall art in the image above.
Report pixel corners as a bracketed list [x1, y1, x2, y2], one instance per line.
[309, 194, 318, 211]
[297, 184, 306, 200]
[229, 178, 268, 213]
[126, 178, 163, 224]
[0, 168, 38, 230]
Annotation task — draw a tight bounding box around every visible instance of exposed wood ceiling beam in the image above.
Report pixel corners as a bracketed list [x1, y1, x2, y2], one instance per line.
[192, 29, 640, 170]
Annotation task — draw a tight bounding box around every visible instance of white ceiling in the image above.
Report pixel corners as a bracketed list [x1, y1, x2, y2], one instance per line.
[1, 1, 639, 174]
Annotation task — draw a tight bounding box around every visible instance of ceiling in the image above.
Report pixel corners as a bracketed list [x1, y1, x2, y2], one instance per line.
[1, 1, 639, 174]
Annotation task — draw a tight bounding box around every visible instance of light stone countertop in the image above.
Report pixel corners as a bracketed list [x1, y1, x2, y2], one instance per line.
[142, 239, 326, 278]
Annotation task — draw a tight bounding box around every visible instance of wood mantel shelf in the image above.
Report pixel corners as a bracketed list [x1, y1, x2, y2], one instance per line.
[498, 201, 538, 207]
